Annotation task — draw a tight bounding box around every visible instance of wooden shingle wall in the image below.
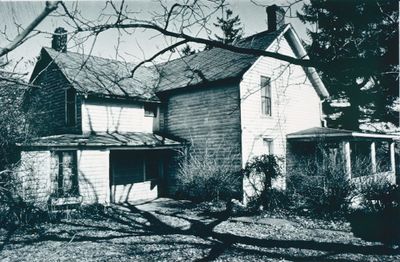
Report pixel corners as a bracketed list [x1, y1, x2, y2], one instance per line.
[30, 62, 82, 136]
[161, 84, 242, 193]
[18, 151, 52, 204]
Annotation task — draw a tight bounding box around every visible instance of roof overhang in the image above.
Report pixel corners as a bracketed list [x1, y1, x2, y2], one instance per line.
[19, 132, 186, 151]
[287, 127, 399, 142]
[284, 25, 330, 99]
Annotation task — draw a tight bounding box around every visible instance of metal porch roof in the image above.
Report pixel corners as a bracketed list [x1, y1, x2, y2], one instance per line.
[19, 132, 184, 149]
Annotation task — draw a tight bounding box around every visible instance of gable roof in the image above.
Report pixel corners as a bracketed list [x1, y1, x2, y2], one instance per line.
[30, 47, 159, 101]
[30, 24, 328, 100]
[154, 26, 286, 93]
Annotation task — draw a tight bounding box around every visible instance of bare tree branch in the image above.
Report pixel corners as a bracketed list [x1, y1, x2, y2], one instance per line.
[0, 1, 61, 58]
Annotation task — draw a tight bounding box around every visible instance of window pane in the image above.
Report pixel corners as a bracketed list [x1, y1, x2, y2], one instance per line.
[260, 76, 271, 116]
[52, 151, 78, 197]
[266, 98, 271, 116]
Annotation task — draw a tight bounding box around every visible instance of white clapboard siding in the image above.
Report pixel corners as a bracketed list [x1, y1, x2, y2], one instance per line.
[81, 99, 154, 133]
[240, 34, 322, 200]
[112, 181, 158, 203]
[18, 151, 52, 204]
[240, 34, 321, 164]
[78, 150, 110, 204]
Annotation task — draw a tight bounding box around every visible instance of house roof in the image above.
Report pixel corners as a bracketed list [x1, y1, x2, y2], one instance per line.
[154, 26, 286, 93]
[31, 47, 159, 101]
[287, 127, 399, 140]
[155, 24, 328, 98]
[19, 132, 184, 149]
[30, 24, 328, 99]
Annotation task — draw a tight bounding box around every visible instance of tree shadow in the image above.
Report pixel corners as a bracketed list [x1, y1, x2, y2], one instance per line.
[3, 200, 400, 260]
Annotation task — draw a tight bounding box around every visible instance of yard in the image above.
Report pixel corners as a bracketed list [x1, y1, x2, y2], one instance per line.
[0, 198, 399, 261]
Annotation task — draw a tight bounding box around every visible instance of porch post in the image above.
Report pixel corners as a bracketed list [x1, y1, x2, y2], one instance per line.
[390, 142, 395, 172]
[343, 141, 351, 179]
[370, 142, 376, 174]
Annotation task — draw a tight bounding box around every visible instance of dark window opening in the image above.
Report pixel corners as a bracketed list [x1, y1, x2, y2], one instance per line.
[376, 141, 391, 172]
[145, 157, 159, 180]
[52, 151, 79, 197]
[261, 76, 271, 116]
[351, 142, 372, 177]
[66, 88, 76, 126]
[144, 103, 157, 117]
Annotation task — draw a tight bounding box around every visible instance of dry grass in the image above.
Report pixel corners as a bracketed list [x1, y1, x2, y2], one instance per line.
[0, 198, 399, 262]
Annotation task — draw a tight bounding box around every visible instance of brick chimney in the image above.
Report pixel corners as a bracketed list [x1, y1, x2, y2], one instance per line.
[51, 27, 67, 52]
[266, 5, 285, 31]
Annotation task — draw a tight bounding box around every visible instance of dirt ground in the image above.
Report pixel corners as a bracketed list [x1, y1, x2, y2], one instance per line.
[0, 198, 399, 261]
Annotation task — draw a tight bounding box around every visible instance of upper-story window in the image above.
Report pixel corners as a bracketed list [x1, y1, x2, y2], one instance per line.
[65, 88, 76, 126]
[144, 103, 157, 117]
[261, 76, 272, 116]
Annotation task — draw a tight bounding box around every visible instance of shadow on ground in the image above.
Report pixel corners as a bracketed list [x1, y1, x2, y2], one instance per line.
[1, 198, 399, 261]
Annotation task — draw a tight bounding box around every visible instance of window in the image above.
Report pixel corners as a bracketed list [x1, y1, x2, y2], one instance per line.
[144, 103, 157, 117]
[65, 88, 76, 126]
[261, 76, 272, 116]
[52, 151, 79, 197]
[263, 138, 274, 155]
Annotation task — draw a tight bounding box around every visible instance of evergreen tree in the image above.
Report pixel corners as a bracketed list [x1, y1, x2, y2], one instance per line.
[298, 0, 398, 131]
[180, 44, 196, 56]
[213, 9, 243, 45]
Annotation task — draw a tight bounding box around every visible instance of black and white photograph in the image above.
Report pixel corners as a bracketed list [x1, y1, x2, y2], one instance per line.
[0, 0, 399, 261]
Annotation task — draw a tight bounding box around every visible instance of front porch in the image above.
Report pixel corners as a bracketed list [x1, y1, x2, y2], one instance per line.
[287, 127, 398, 183]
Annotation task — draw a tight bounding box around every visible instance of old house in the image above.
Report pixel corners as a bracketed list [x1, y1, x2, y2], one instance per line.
[18, 6, 397, 206]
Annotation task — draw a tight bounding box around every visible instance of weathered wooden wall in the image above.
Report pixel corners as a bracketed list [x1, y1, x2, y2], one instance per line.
[30, 60, 82, 136]
[160, 84, 243, 194]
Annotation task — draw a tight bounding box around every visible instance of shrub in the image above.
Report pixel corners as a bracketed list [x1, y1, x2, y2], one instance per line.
[0, 167, 47, 228]
[242, 154, 285, 210]
[176, 147, 241, 202]
[356, 178, 399, 211]
[287, 145, 356, 215]
[350, 180, 400, 244]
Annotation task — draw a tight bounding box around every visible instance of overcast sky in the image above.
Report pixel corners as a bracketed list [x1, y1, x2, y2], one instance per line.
[0, 0, 310, 75]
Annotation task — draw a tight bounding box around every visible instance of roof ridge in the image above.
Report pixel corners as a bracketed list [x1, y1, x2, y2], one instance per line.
[155, 25, 289, 67]
[43, 46, 137, 67]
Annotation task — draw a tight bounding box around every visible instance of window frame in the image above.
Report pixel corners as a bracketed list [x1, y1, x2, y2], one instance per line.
[52, 150, 79, 197]
[260, 76, 272, 116]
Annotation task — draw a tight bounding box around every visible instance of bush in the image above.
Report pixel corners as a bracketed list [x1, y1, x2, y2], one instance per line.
[349, 181, 400, 244]
[176, 147, 241, 202]
[0, 167, 48, 228]
[287, 146, 356, 215]
[242, 154, 285, 210]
